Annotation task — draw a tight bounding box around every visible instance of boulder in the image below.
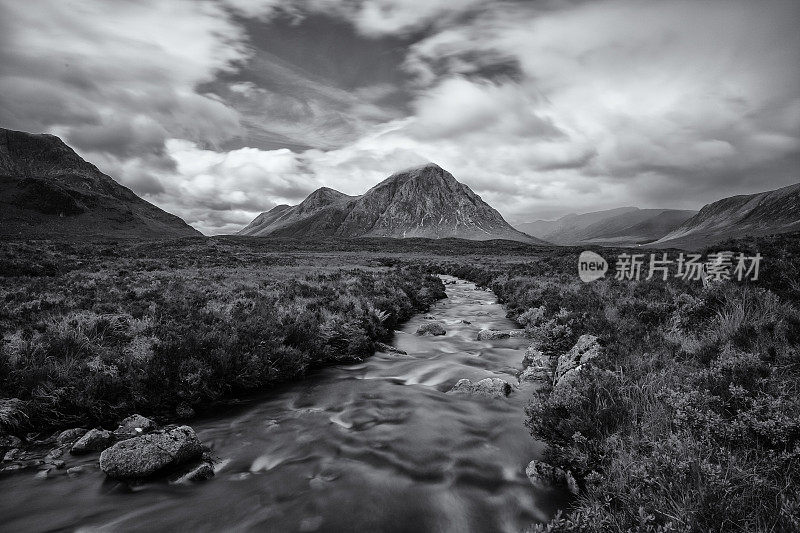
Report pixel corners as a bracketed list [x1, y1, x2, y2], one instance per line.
[507, 330, 527, 338]
[476, 329, 510, 341]
[525, 460, 579, 495]
[56, 428, 88, 446]
[522, 346, 549, 369]
[554, 335, 601, 384]
[447, 378, 513, 399]
[71, 428, 114, 455]
[416, 322, 446, 336]
[100, 426, 203, 480]
[114, 414, 157, 439]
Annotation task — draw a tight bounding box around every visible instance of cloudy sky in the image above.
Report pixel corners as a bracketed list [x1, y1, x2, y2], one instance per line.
[1, 0, 798, 234]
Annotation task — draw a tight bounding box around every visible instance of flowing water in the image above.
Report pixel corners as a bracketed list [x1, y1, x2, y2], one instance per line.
[0, 277, 561, 532]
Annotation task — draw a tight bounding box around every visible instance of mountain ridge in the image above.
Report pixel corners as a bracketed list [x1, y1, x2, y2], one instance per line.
[650, 182, 800, 249]
[0, 128, 200, 239]
[516, 206, 696, 246]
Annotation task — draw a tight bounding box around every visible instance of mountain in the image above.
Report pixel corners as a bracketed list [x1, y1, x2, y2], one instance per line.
[516, 207, 696, 246]
[239, 163, 544, 243]
[239, 187, 352, 236]
[516, 207, 638, 243]
[0, 128, 200, 238]
[651, 183, 800, 249]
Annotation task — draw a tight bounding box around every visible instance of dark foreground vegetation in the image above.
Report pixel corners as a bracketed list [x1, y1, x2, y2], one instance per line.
[1, 233, 798, 532]
[441, 232, 800, 532]
[0, 238, 444, 432]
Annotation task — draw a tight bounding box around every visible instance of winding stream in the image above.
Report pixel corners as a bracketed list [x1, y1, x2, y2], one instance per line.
[0, 276, 560, 532]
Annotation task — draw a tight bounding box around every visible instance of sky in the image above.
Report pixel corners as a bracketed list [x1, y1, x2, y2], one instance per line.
[1, 0, 798, 235]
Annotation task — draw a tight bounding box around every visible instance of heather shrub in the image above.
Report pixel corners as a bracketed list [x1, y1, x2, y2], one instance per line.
[0, 242, 445, 431]
[441, 243, 800, 533]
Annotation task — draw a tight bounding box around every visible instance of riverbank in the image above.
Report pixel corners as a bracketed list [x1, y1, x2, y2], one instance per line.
[0, 239, 445, 438]
[0, 275, 562, 531]
[439, 233, 800, 532]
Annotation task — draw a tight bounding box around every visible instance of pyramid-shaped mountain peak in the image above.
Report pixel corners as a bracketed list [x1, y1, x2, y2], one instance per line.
[239, 165, 544, 243]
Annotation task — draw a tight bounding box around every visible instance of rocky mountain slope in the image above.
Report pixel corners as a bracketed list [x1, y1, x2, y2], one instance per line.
[0, 128, 200, 238]
[516, 207, 696, 246]
[240, 164, 543, 243]
[651, 182, 800, 249]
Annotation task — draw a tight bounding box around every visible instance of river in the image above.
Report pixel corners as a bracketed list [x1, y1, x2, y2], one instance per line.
[0, 276, 561, 532]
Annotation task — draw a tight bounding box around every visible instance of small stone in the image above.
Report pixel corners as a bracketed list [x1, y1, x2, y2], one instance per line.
[114, 414, 157, 439]
[45, 447, 64, 460]
[56, 428, 88, 446]
[525, 460, 579, 495]
[173, 461, 215, 484]
[375, 342, 407, 355]
[51, 460, 66, 469]
[3, 448, 20, 462]
[67, 465, 88, 477]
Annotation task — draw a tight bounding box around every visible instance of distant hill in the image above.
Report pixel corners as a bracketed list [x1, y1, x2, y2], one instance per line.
[0, 128, 200, 239]
[239, 187, 352, 236]
[516, 207, 696, 246]
[240, 163, 544, 243]
[651, 183, 800, 249]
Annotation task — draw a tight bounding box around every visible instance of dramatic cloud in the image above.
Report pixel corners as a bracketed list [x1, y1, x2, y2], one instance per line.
[0, 0, 247, 167]
[1, 0, 798, 232]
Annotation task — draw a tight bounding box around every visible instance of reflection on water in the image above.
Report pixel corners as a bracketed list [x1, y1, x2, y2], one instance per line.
[0, 277, 561, 532]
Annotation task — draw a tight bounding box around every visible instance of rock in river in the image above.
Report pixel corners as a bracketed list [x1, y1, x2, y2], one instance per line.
[100, 426, 202, 481]
[416, 322, 446, 336]
[476, 329, 510, 340]
[447, 378, 513, 399]
[375, 341, 407, 355]
[71, 428, 114, 455]
[56, 428, 88, 446]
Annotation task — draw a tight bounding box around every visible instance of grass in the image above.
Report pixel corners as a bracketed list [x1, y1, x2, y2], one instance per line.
[0, 238, 445, 432]
[437, 232, 800, 533]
